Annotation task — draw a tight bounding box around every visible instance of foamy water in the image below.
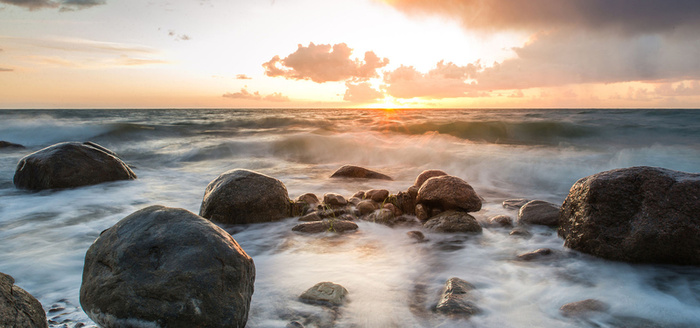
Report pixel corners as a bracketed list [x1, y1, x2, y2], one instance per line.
[1, 108, 699, 327]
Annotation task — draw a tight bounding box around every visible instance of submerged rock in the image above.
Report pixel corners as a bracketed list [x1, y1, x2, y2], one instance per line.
[0, 272, 48, 328]
[293, 193, 320, 216]
[329, 165, 392, 180]
[487, 214, 513, 227]
[435, 277, 481, 318]
[559, 166, 700, 265]
[407, 230, 426, 242]
[199, 169, 291, 224]
[516, 248, 554, 261]
[299, 282, 349, 306]
[518, 200, 560, 226]
[292, 219, 358, 233]
[502, 198, 530, 210]
[416, 175, 482, 213]
[80, 205, 255, 328]
[0, 141, 25, 149]
[424, 210, 482, 233]
[13, 141, 136, 191]
[560, 299, 609, 317]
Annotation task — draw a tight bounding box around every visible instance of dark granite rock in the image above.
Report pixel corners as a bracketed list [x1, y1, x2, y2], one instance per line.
[80, 205, 255, 328]
[435, 277, 481, 318]
[299, 282, 349, 306]
[0, 141, 25, 149]
[13, 141, 136, 190]
[559, 166, 700, 265]
[329, 165, 392, 180]
[199, 169, 291, 224]
[424, 210, 482, 233]
[0, 272, 48, 328]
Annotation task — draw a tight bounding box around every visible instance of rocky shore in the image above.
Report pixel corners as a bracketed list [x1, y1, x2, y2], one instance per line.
[4, 141, 700, 327]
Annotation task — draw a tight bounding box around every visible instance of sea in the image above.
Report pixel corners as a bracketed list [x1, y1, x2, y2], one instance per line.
[0, 108, 699, 328]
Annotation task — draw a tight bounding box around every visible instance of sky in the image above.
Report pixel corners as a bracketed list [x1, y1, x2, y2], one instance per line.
[1, 0, 700, 109]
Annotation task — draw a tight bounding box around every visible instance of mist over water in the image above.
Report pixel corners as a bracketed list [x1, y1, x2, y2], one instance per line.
[1, 108, 699, 327]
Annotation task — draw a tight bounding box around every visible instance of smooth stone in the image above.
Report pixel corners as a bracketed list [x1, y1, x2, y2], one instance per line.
[413, 169, 448, 187]
[329, 165, 392, 180]
[299, 212, 323, 222]
[366, 189, 390, 202]
[299, 282, 349, 306]
[509, 227, 532, 238]
[292, 220, 358, 233]
[364, 208, 394, 225]
[424, 210, 482, 233]
[488, 214, 514, 227]
[518, 200, 560, 226]
[560, 299, 610, 317]
[199, 169, 291, 224]
[383, 203, 401, 217]
[417, 175, 482, 212]
[516, 248, 554, 261]
[80, 205, 255, 328]
[415, 204, 429, 221]
[0, 272, 48, 328]
[407, 230, 426, 242]
[13, 141, 136, 190]
[323, 193, 348, 207]
[502, 198, 531, 210]
[0, 141, 25, 149]
[357, 200, 379, 215]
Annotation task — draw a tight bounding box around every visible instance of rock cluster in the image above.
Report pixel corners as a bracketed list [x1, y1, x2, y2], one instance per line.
[80, 205, 255, 328]
[13, 141, 136, 191]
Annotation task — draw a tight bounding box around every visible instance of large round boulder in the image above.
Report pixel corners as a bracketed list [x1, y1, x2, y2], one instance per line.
[13, 141, 136, 191]
[559, 166, 700, 265]
[1, 272, 47, 328]
[329, 165, 392, 180]
[80, 205, 255, 328]
[413, 169, 448, 188]
[416, 175, 482, 212]
[200, 169, 291, 224]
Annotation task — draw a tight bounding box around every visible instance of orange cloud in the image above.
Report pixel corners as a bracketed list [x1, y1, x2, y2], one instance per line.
[383, 60, 481, 99]
[223, 88, 290, 102]
[343, 82, 384, 103]
[263, 42, 389, 83]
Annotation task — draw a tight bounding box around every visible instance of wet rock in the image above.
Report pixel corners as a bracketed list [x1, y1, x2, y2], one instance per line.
[299, 282, 349, 306]
[80, 205, 255, 328]
[518, 200, 560, 226]
[364, 208, 394, 225]
[292, 219, 358, 233]
[424, 210, 482, 233]
[293, 193, 320, 215]
[347, 197, 362, 206]
[0, 272, 48, 328]
[323, 193, 348, 207]
[286, 321, 305, 328]
[415, 204, 429, 221]
[0, 141, 25, 149]
[502, 198, 530, 210]
[407, 230, 426, 242]
[414, 169, 448, 187]
[330, 165, 392, 180]
[509, 227, 532, 238]
[13, 141, 136, 191]
[296, 193, 320, 207]
[393, 190, 416, 215]
[560, 299, 609, 317]
[383, 203, 401, 217]
[488, 214, 513, 227]
[559, 166, 700, 265]
[417, 175, 482, 213]
[407, 185, 419, 199]
[200, 169, 291, 224]
[352, 190, 365, 199]
[357, 200, 379, 215]
[516, 248, 554, 261]
[299, 212, 323, 222]
[366, 189, 389, 202]
[390, 215, 421, 227]
[435, 277, 481, 318]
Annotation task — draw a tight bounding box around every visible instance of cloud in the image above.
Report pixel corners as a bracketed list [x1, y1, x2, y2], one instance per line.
[223, 88, 290, 102]
[236, 74, 252, 80]
[381, 0, 700, 34]
[0, 67, 13, 72]
[655, 81, 700, 97]
[383, 60, 480, 99]
[343, 82, 384, 103]
[0, 0, 105, 11]
[263, 42, 389, 83]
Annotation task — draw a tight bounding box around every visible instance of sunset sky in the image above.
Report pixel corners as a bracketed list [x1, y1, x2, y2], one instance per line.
[1, 0, 700, 109]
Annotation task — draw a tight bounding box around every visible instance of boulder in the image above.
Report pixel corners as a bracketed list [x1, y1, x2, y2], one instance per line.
[413, 169, 448, 187]
[80, 205, 255, 328]
[488, 215, 513, 227]
[13, 141, 136, 191]
[518, 200, 560, 226]
[560, 299, 609, 317]
[323, 193, 348, 207]
[0, 272, 48, 328]
[365, 189, 389, 202]
[424, 211, 482, 233]
[416, 175, 482, 212]
[292, 220, 358, 234]
[356, 200, 379, 215]
[199, 169, 291, 224]
[299, 282, 348, 306]
[559, 166, 700, 265]
[502, 198, 530, 210]
[435, 277, 480, 318]
[0, 141, 25, 149]
[329, 165, 392, 180]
